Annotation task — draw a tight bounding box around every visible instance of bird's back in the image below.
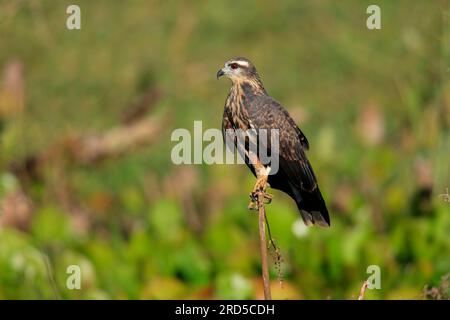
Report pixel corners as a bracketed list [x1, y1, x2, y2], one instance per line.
[244, 93, 330, 227]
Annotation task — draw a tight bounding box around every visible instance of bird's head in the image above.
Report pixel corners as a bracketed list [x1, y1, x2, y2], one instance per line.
[216, 57, 259, 83]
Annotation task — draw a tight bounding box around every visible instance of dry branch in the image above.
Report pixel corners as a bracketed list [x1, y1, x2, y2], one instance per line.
[358, 281, 368, 300]
[70, 115, 168, 164]
[9, 82, 166, 185]
[257, 190, 272, 300]
[10, 114, 169, 184]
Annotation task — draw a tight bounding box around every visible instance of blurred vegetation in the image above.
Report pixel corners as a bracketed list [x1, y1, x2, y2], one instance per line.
[0, 0, 449, 299]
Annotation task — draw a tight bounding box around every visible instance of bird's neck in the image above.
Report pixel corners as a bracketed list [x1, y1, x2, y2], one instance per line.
[231, 77, 267, 97]
[225, 77, 267, 128]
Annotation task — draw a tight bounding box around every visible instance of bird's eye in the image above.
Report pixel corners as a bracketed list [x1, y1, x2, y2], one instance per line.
[230, 63, 239, 70]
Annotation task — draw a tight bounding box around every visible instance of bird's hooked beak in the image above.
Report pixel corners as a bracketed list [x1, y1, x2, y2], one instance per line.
[216, 68, 225, 79]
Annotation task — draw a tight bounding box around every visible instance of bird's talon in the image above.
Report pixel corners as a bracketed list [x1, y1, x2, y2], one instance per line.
[247, 200, 258, 211]
[248, 190, 272, 208]
[264, 193, 273, 204]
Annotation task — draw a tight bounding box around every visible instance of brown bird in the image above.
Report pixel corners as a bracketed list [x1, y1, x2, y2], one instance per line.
[217, 57, 330, 227]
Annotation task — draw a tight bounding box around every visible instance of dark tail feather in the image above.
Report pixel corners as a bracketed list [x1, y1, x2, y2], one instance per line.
[292, 187, 330, 228]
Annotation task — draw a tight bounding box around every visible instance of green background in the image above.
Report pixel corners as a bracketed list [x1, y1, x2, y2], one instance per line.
[0, 0, 448, 299]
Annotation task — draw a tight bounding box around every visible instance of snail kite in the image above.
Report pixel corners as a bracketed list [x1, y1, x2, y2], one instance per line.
[217, 57, 330, 227]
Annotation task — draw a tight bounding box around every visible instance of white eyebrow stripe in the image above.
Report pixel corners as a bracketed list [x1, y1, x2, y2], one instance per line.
[229, 60, 249, 67]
